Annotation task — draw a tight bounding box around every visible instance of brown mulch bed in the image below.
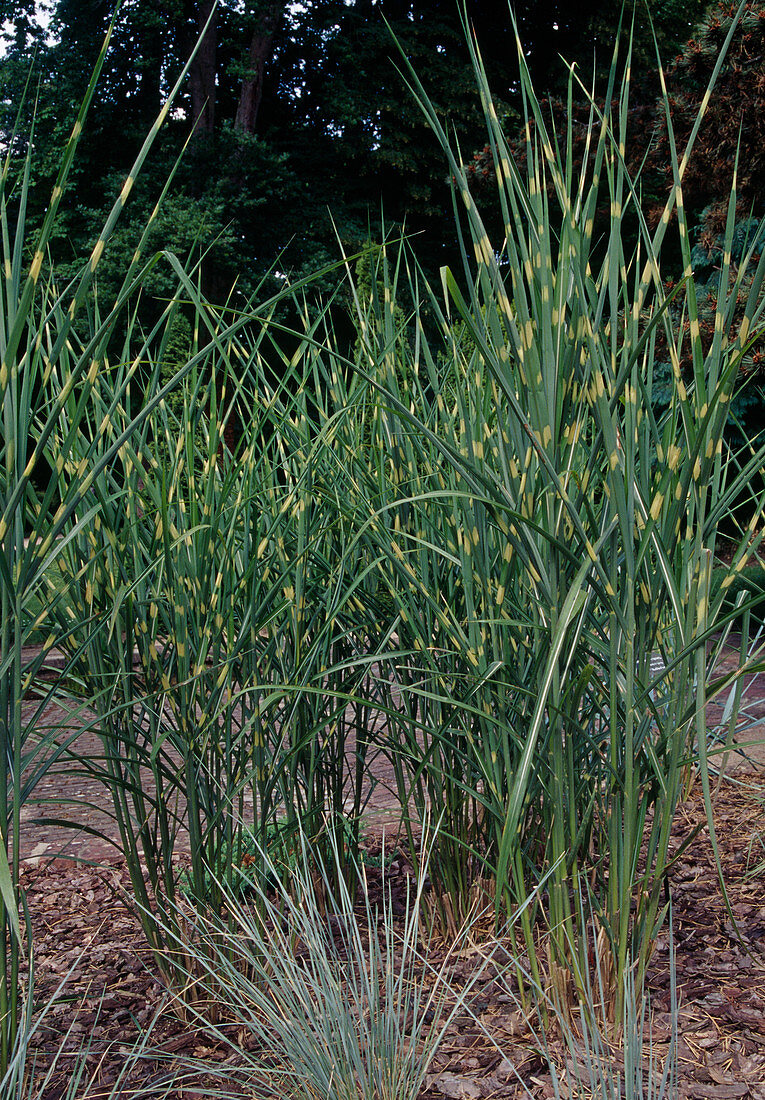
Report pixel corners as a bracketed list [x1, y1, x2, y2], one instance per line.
[16, 778, 765, 1100]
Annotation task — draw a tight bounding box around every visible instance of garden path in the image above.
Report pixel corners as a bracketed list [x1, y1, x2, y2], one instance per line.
[14, 640, 765, 866]
[16, 647, 410, 865]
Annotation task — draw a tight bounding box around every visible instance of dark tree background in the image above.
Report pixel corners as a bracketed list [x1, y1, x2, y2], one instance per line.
[0, 0, 721, 308]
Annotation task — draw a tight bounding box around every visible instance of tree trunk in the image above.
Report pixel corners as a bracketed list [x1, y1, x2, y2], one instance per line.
[183, 0, 217, 135]
[234, 3, 282, 134]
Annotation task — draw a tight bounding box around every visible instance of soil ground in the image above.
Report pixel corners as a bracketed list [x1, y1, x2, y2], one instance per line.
[13, 647, 765, 1099]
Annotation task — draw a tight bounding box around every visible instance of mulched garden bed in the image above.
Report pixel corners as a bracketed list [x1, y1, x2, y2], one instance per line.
[18, 777, 765, 1100]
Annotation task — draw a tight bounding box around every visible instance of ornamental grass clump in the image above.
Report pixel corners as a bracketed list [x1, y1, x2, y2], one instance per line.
[5, 0, 765, 1078]
[342, 2, 765, 1015]
[145, 831, 502, 1100]
[42, 289, 392, 985]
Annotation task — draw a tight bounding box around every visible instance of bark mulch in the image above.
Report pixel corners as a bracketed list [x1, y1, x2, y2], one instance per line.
[17, 776, 765, 1100]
